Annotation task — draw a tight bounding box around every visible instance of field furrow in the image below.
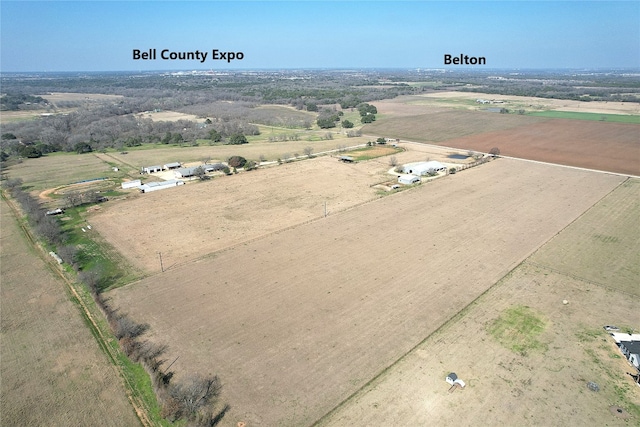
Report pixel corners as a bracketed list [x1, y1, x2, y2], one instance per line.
[108, 159, 623, 426]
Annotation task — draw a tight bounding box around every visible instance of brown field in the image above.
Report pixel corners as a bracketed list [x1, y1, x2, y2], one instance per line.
[529, 178, 640, 296]
[318, 262, 640, 426]
[90, 155, 397, 273]
[90, 143, 480, 274]
[368, 94, 640, 175]
[364, 109, 545, 142]
[41, 92, 124, 103]
[105, 137, 371, 169]
[0, 198, 139, 426]
[391, 92, 640, 115]
[136, 110, 204, 122]
[439, 119, 640, 176]
[107, 159, 624, 426]
[318, 177, 640, 426]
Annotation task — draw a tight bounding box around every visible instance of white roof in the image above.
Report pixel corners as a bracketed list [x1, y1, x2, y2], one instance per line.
[403, 161, 446, 174]
[610, 332, 640, 343]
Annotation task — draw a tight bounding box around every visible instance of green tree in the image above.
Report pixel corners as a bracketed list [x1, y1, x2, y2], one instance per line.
[74, 142, 93, 154]
[227, 133, 248, 145]
[342, 120, 354, 128]
[357, 103, 377, 116]
[306, 102, 318, 112]
[317, 117, 335, 129]
[361, 114, 375, 124]
[172, 133, 184, 145]
[208, 129, 222, 142]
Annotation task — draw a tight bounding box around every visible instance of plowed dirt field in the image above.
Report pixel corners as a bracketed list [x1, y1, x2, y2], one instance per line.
[107, 159, 624, 426]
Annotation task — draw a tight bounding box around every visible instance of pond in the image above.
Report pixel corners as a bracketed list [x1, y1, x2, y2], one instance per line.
[448, 154, 468, 159]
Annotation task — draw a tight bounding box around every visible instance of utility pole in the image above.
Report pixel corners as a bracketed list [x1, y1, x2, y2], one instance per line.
[324, 201, 327, 217]
[157, 251, 164, 272]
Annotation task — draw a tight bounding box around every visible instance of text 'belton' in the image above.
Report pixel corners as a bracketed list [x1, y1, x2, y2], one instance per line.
[444, 54, 486, 65]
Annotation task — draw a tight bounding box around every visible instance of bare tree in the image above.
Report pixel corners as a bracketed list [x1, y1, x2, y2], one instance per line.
[64, 191, 83, 208]
[489, 147, 501, 156]
[303, 146, 314, 158]
[168, 374, 224, 423]
[193, 166, 208, 180]
[389, 156, 398, 167]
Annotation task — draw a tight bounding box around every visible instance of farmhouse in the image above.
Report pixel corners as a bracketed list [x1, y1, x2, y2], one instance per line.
[163, 162, 181, 170]
[121, 179, 141, 189]
[398, 175, 421, 185]
[139, 179, 185, 193]
[402, 161, 447, 176]
[610, 332, 640, 370]
[142, 165, 163, 174]
[203, 163, 225, 172]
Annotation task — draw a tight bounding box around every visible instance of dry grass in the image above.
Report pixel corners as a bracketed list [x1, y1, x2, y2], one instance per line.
[529, 178, 640, 296]
[6, 153, 118, 192]
[0, 198, 139, 427]
[318, 263, 640, 426]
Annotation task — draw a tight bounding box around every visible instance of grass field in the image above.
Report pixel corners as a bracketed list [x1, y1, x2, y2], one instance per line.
[106, 159, 624, 426]
[0, 197, 140, 427]
[528, 110, 640, 123]
[6, 153, 119, 192]
[529, 178, 640, 296]
[318, 262, 640, 426]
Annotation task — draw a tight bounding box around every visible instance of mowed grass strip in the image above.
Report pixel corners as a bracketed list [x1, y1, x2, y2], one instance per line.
[530, 178, 640, 296]
[488, 305, 547, 355]
[528, 110, 640, 123]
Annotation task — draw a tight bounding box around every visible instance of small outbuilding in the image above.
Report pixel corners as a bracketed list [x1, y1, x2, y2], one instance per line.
[121, 179, 141, 189]
[445, 373, 458, 386]
[339, 156, 354, 163]
[398, 175, 421, 185]
[142, 165, 163, 174]
[163, 162, 182, 170]
[139, 180, 185, 193]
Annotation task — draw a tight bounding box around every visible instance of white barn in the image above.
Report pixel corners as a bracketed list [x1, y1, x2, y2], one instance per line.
[121, 179, 141, 189]
[142, 165, 163, 174]
[164, 162, 181, 170]
[398, 175, 420, 185]
[402, 161, 447, 176]
[139, 180, 185, 193]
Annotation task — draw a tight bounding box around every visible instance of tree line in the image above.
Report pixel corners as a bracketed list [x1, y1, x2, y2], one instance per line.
[1, 178, 229, 426]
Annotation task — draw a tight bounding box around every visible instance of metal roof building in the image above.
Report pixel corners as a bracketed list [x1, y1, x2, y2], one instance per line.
[402, 161, 447, 176]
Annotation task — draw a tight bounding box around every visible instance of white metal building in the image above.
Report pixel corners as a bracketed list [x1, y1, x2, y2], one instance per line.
[164, 162, 181, 170]
[402, 161, 447, 176]
[142, 165, 163, 174]
[121, 179, 141, 189]
[398, 175, 421, 185]
[139, 180, 185, 193]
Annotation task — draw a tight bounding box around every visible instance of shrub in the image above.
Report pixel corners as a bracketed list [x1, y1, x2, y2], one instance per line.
[227, 155, 247, 168]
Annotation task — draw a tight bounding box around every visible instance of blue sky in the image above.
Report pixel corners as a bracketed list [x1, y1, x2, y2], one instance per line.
[1, 1, 638, 71]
